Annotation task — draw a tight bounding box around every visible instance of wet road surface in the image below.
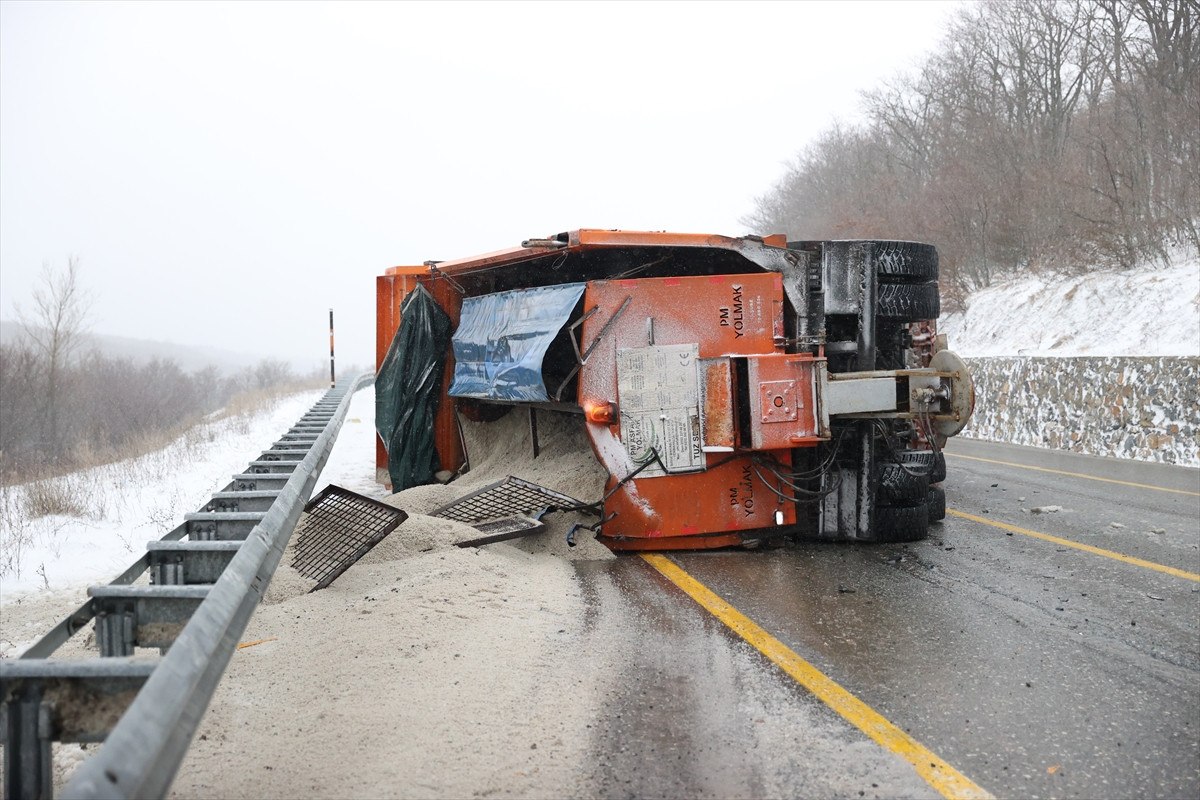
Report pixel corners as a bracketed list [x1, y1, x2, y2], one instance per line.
[570, 559, 938, 800]
[580, 438, 1199, 799]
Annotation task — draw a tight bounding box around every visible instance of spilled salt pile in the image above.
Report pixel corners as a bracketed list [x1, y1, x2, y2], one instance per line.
[262, 408, 612, 607]
[383, 407, 614, 563]
[170, 405, 621, 799]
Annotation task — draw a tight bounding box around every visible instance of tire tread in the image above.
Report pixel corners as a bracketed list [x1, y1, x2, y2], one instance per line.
[874, 502, 930, 542]
[877, 282, 940, 320]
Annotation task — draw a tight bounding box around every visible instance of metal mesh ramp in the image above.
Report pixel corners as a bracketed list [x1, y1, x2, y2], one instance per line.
[292, 485, 407, 591]
[430, 476, 583, 524]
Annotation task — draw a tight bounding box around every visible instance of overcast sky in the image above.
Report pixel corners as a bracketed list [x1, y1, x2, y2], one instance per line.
[1, 0, 959, 372]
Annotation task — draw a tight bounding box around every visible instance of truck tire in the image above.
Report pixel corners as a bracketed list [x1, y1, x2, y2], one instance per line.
[875, 502, 930, 542]
[820, 240, 939, 283]
[927, 486, 946, 521]
[873, 241, 939, 283]
[877, 282, 940, 320]
[900, 450, 946, 483]
[878, 461, 929, 506]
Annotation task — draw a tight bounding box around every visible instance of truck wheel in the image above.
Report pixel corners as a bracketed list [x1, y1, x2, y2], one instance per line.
[900, 450, 946, 483]
[821, 240, 939, 283]
[927, 486, 946, 521]
[878, 461, 929, 506]
[873, 241, 939, 283]
[875, 502, 930, 542]
[877, 282, 940, 320]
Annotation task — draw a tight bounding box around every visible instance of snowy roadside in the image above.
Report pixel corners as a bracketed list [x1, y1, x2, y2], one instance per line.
[0, 382, 620, 796]
[937, 256, 1199, 466]
[0, 389, 323, 653]
[939, 257, 1199, 358]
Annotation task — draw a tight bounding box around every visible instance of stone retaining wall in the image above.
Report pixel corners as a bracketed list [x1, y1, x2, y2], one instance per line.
[960, 357, 1200, 466]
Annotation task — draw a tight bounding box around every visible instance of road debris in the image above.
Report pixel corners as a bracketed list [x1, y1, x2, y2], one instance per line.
[236, 637, 279, 650]
[1031, 505, 1063, 514]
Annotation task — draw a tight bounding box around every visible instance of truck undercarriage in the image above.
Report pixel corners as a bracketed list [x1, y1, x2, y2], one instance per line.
[375, 230, 974, 550]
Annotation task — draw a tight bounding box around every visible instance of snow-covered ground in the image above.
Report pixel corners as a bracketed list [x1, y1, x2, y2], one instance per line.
[0, 386, 381, 783]
[0, 386, 412, 656]
[940, 257, 1200, 357]
[314, 392, 389, 501]
[0, 390, 323, 601]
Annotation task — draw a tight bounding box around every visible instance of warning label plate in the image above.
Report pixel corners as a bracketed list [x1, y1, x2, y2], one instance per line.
[616, 344, 703, 477]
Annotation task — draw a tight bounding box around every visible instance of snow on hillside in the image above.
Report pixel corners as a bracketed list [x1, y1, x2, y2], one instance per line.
[939, 257, 1200, 358]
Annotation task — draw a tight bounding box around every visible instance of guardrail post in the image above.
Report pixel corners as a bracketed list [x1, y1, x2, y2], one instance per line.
[2, 686, 53, 800]
[95, 606, 135, 658]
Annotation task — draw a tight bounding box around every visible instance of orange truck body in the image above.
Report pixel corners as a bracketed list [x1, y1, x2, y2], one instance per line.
[376, 229, 971, 550]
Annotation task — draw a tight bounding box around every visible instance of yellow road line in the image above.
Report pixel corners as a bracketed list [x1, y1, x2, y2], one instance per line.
[640, 553, 993, 800]
[945, 452, 1200, 497]
[947, 509, 1200, 582]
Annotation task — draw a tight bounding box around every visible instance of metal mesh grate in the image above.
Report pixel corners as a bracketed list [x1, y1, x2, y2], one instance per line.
[431, 476, 583, 524]
[291, 485, 407, 591]
[454, 515, 545, 548]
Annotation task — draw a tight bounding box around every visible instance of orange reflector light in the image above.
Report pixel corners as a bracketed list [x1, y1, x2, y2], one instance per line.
[584, 400, 616, 424]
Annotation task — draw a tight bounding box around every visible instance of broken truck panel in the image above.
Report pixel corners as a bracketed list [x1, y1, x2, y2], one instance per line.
[376, 229, 975, 550]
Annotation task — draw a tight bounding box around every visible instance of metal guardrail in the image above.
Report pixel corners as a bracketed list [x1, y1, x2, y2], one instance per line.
[1, 373, 373, 799]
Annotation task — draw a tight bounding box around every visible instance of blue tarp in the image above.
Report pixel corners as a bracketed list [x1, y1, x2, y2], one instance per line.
[449, 283, 586, 402]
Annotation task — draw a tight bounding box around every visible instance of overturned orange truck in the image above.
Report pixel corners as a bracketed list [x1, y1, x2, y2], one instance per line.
[376, 230, 974, 551]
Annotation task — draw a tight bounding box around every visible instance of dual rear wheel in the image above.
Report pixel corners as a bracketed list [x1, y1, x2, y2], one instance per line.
[872, 450, 947, 542]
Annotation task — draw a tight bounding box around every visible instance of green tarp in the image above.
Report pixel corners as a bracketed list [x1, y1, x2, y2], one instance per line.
[375, 284, 453, 491]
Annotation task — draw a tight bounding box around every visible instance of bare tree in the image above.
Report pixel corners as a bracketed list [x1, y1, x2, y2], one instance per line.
[252, 358, 295, 391]
[0, 343, 45, 477]
[747, 0, 1197, 296]
[15, 257, 93, 461]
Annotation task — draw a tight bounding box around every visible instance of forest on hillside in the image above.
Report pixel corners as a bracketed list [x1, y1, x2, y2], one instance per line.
[0, 259, 314, 483]
[746, 0, 1198, 306]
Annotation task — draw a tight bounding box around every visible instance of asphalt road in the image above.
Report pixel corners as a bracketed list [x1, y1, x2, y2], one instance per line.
[577, 437, 1200, 799]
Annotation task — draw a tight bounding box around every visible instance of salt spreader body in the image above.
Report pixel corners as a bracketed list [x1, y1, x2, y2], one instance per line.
[375, 230, 974, 550]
